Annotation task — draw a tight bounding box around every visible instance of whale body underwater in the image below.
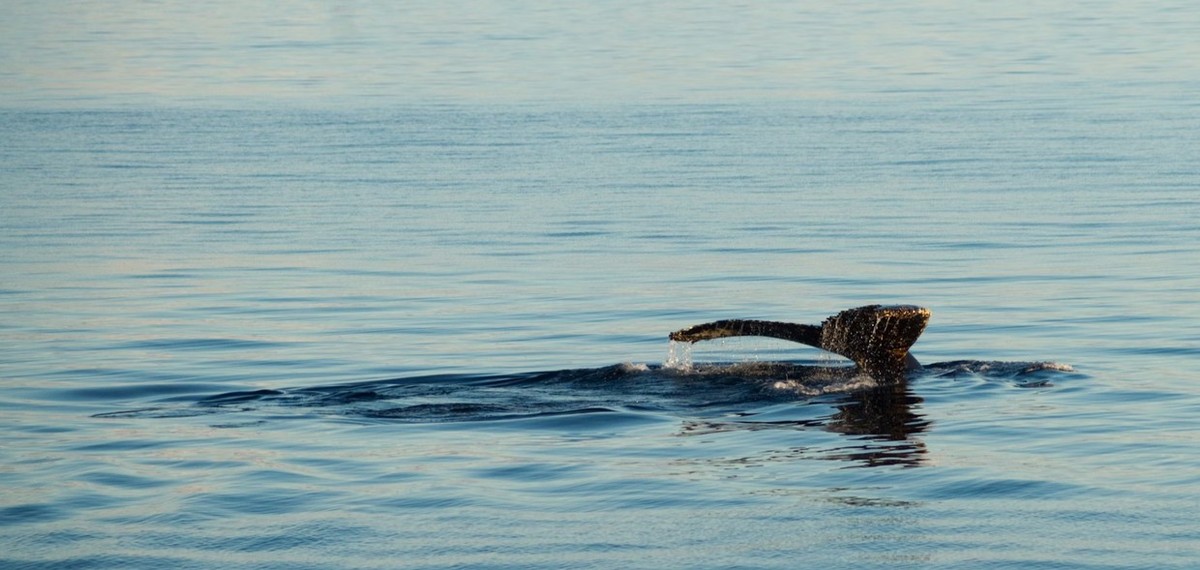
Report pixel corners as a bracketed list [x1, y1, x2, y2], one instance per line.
[96, 304, 1074, 429]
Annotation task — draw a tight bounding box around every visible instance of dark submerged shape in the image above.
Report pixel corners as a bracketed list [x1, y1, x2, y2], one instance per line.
[669, 305, 931, 382]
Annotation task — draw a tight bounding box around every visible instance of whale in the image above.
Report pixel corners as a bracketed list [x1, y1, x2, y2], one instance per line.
[669, 304, 931, 382]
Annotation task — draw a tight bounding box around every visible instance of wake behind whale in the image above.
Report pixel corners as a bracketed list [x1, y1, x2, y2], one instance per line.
[93, 360, 1072, 428]
[94, 305, 1075, 435]
[92, 356, 1076, 470]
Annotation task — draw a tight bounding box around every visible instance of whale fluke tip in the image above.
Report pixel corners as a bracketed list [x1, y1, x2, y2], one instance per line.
[818, 305, 930, 380]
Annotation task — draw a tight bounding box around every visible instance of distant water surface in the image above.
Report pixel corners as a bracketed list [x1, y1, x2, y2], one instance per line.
[2, 2, 1200, 569]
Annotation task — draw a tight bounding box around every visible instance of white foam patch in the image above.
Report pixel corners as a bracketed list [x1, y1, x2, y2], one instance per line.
[770, 372, 879, 397]
[1030, 362, 1075, 372]
[619, 362, 650, 373]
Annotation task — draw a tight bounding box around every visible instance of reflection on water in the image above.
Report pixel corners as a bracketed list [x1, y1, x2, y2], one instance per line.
[831, 384, 921, 438]
[680, 381, 930, 468]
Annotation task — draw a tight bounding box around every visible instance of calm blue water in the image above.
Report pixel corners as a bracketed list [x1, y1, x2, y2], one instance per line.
[3, 2, 1200, 569]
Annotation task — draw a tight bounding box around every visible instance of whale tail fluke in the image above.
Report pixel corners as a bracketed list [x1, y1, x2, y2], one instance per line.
[669, 305, 930, 381]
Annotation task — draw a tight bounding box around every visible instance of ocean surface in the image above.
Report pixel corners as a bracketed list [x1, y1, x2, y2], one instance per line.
[3, 2, 1200, 569]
